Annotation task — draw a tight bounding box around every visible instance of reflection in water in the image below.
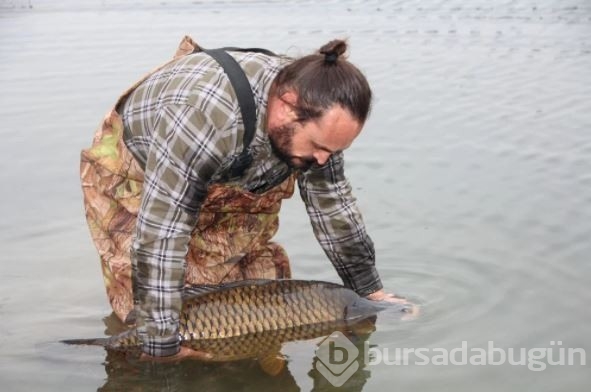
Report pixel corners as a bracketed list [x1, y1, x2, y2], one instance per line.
[99, 352, 301, 392]
[308, 335, 373, 392]
[97, 313, 376, 392]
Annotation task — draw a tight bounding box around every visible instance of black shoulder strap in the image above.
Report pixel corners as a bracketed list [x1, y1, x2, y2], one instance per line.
[204, 48, 276, 177]
[204, 48, 257, 152]
[219, 46, 277, 57]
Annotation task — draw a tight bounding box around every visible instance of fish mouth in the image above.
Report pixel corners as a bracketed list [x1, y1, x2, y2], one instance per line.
[344, 296, 417, 323]
[344, 297, 391, 322]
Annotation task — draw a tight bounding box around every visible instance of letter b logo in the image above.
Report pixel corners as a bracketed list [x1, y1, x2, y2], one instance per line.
[315, 332, 359, 387]
[329, 341, 349, 364]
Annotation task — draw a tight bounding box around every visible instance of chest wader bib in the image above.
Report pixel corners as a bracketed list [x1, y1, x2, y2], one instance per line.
[80, 36, 295, 322]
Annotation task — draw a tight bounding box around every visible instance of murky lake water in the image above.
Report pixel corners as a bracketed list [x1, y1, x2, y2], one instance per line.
[1, 0, 590, 390]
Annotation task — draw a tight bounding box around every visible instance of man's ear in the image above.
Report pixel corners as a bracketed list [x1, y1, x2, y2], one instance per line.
[279, 90, 299, 119]
[280, 90, 298, 106]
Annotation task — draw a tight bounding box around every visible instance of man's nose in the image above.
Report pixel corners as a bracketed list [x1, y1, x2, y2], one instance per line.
[314, 150, 331, 166]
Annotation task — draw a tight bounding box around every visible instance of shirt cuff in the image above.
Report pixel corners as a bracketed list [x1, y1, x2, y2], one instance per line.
[141, 334, 181, 357]
[353, 269, 383, 297]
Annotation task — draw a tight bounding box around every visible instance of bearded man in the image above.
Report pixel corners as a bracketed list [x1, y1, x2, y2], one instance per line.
[80, 36, 401, 361]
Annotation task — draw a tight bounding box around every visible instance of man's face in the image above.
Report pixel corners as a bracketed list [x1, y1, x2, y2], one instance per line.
[267, 103, 362, 171]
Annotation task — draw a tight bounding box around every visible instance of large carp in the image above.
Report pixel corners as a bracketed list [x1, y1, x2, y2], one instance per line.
[64, 279, 409, 374]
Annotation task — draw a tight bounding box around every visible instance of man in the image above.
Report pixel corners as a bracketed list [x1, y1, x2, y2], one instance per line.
[81, 36, 403, 362]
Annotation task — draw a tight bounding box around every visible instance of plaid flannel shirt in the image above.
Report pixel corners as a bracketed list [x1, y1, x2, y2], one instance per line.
[119, 50, 382, 357]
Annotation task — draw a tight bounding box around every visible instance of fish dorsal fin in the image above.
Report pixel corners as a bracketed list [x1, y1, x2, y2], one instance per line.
[182, 278, 350, 302]
[182, 279, 275, 300]
[258, 351, 286, 376]
[182, 283, 227, 299]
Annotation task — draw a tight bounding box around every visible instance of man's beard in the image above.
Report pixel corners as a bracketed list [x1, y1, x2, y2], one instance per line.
[268, 123, 316, 171]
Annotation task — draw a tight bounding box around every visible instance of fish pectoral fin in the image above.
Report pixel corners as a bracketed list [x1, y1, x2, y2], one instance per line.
[258, 352, 286, 376]
[124, 310, 137, 325]
[350, 317, 378, 335]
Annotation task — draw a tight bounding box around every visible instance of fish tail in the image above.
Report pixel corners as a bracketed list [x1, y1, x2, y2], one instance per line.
[61, 338, 109, 347]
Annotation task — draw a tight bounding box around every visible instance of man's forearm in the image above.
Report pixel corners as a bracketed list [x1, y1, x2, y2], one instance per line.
[131, 211, 196, 356]
[318, 230, 383, 296]
[298, 153, 383, 297]
[132, 239, 187, 356]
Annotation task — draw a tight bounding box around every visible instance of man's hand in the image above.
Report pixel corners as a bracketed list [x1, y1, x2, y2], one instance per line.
[139, 346, 213, 363]
[366, 289, 419, 318]
[366, 289, 407, 303]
